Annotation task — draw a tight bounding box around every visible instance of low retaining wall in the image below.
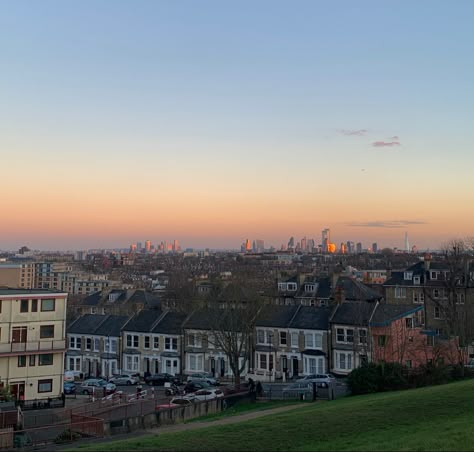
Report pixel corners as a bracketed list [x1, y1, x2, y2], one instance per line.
[105, 393, 252, 436]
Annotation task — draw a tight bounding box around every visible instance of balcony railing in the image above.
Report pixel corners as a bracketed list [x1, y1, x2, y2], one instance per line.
[0, 340, 66, 354]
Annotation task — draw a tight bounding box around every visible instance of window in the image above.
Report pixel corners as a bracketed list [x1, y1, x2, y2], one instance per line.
[188, 333, 202, 347]
[20, 299, 29, 313]
[69, 336, 81, 349]
[395, 287, 406, 298]
[39, 354, 53, 366]
[40, 325, 54, 339]
[144, 336, 150, 349]
[405, 318, 414, 328]
[189, 354, 203, 371]
[85, 338, 92, 351]
[336, 352, 353, 371]
[207, 334, 215, 348]
[291, 332, 299, 347]
[413, 291, 424, 304]
[38, 379, 53, 393]
[259, 354, 267, 370]
[94, 338, 100, 352]
[257, 330, 265, 344]
[29, 355, 36, 366]
[359, 329, 367, 344]
[110, 339, 117, 353]
[126, 334, 139, 348]
[378, 335, 387, 347]
[12, 326, 28, 343]
[456, 293, 465, 304]
[336, 328, 354, 343]
[430, 271, 438, 280]
[18, 355, 26, 367]
[280, 331, 287, 346]
[153, 337, 159, 349]
[125, 355, 139, 371]
[31, 299, 38, 312]
[41, 299, 55, 311]
[404, 272, 413, 280]
[434, 306, 442, 319]
[165, 337, 177, 351]
[287, 282, 297, 291]
[413, 276, 420, 285]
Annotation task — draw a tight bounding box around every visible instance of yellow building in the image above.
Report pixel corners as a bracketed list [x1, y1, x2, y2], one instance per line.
[0, 263, 35, 289]
[0, 289, 68, 401]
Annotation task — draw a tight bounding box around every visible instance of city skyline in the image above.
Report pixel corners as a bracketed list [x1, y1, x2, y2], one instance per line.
[2, 1, 473, 251]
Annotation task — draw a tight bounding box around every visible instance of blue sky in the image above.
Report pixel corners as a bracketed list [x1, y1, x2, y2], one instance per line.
[1, 1, 473, 250]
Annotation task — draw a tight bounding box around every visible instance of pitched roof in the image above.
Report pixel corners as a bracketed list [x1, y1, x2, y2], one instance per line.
[289, 306, 333, 330]
[67, 314, 109, 334]
[330, 301, 377, 326]
[256, 305, 300, 328]
[152, 311, 188, 335]
[370, 304, 423, 327]
[93, 315, 129, 336]
[122, 309, 164, 332]
[334, 276, 382, 302]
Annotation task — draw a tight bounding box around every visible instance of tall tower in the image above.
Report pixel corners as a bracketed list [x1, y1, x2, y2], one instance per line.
[405, 232, 410, 252]
[322, 228, 330, 252]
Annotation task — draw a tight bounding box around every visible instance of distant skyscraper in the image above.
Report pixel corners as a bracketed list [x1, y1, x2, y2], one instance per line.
[300, 237, 307, 252]
[130, 244, 137, 253]
[346, 241, 355, 254]
[356, 242, 363, 253]
[322, 228, 330, 252]
[372, 242, 378, 253]
[288, 237, 295, 250]
[137, 242, 142, 251]
[245, 239, 251, 251]
[145, 240, 151, 253]
[256, 239, 265, 253]
[173, 239, 179, 252]
[405, 232, 410, 252]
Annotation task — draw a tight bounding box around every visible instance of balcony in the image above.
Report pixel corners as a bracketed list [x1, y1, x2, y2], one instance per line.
[0, 340, 66, 356]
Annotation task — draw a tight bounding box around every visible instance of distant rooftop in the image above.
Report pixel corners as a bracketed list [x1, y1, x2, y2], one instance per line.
[0, 288, 67, 296]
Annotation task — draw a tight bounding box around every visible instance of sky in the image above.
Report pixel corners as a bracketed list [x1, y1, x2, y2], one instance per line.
[1, 0, 473, 251]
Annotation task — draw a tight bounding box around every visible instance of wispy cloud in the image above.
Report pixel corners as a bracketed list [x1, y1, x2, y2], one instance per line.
[348, 220, 427, 228]
[372, 141, 400, 147]
[338, 129, 368, 136]
[389, 136, 399, 140]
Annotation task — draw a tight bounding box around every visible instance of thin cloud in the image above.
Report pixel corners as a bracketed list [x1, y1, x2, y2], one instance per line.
[348, 220, 427, 228]
[372, 141, 400, 147]
[389, 136, 399, 140]
[339, 129, 368, 136]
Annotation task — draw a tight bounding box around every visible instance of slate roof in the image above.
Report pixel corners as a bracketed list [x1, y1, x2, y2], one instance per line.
[334, 276, 383, 302]
[82, 291, 102, 306]
[152, 311, 188, 335]
[370, 304, 423, 327]
[330, 301, 377, 326]
[81, 289, 161, 309]
[122, 309, 164, 332]
[94, 315, 129, 337]
[182, 310, 214, 330]
[256, 305, 299, 328]
[289, 306, 333, 330]
[67, 314, 109, 334]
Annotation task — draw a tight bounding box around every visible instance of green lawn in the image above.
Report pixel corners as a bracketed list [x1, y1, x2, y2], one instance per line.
[185, 399, 302, 423]
[72, 379, 474, 451]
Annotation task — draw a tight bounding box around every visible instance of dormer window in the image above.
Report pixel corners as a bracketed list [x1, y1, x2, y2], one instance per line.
[287, 282, 297, 291]
[404, 272, 413, 281]
[413, 276, 420, 285]
[278, 283, 287, 292]
[430, 271, 438, 280]
[304, 284, 316, 293]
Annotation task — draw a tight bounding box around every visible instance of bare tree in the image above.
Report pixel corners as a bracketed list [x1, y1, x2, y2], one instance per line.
[202, 281, 267, 386]
[423, 239, 474, 372]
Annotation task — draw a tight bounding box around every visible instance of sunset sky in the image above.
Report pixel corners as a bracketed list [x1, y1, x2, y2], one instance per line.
[1, 1, 473, 251]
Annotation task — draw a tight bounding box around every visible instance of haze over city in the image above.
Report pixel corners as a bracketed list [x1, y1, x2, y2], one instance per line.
[2, 1, 473, 251]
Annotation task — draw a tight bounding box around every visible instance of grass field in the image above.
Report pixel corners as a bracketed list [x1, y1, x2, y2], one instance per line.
[73, 379, 474, 451]
[185, 399, 301, 423]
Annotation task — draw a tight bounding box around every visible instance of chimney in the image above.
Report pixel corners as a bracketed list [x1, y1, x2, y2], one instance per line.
[334, 286, 345, 305]
[424, 253, 432, 271]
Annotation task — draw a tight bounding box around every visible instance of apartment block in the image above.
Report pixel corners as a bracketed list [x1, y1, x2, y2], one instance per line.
[0, 289, 68, 401]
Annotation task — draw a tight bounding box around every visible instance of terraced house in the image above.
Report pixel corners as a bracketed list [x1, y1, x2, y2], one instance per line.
[0, 289, 67, 402]
[121, 310, 186, 376]
[66, 314, 129, 379]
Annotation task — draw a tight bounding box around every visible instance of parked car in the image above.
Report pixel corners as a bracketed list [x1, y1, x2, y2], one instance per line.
[79, 379, 116, 395]
[466, 360, 474, 369]
[191, 388, 224, 401]
[145, 373, 181, 386]
[108, 373, 140, 386]
[63, 382, 76, 394]
[296, 374, 336, 386]
[156, 397, 195, 409]
[64, 371, 76, 383]
[183, 381, 211, 394]
[187, 372, 219, 386]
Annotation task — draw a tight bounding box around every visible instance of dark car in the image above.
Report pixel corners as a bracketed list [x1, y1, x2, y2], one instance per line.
[63, 382, 76, 394]
[145, 373, 181, 386]
[183, 381, 211, 394]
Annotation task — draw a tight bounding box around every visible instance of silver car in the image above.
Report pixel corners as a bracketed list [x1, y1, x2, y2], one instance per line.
[80, 378, 116, 395]
[186, 372, 219, 386]
[108, 373, 140, 386]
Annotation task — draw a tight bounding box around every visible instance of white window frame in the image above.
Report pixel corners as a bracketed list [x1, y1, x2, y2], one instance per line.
[165, 337, 178, 351]
[290, 332, 299, 348]
[336, 327, 354, 344]
[413, 291, 424, 304]
[395, 286, 406, 298]
[153, 336, 160, 350]
[335, 351, 353, 371]
[69, 336, 81, 350]
[126, 334, 139, 348]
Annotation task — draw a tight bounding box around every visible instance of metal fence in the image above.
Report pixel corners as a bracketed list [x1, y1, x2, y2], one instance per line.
[0, 416, 104, 450]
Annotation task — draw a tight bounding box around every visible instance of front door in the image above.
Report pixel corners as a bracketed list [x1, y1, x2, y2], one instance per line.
[10, 382, 25, 401]
[292, 358, 299, 377]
